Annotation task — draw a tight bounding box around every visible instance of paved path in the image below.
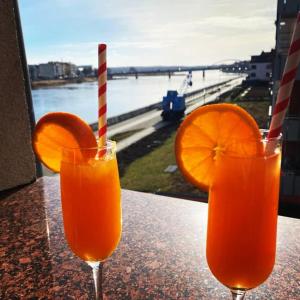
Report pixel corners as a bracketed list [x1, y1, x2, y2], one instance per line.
[114, 77, 243, 152]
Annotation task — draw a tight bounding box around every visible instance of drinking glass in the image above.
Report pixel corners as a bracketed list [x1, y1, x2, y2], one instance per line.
[60, 140, 121, 300]
[206, 131, 282, 299]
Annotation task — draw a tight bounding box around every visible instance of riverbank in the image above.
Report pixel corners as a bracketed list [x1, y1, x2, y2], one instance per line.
[31, 77, 97, 89]
[31, 73, 186, 89]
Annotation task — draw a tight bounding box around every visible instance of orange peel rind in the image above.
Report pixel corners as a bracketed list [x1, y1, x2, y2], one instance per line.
[32, 112, 97, 172]
[175, 103, 263, 191]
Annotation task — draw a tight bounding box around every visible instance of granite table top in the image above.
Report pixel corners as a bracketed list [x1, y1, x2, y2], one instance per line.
[0, 176, 299, 299]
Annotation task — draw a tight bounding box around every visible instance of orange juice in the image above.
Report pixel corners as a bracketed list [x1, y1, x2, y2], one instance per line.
[206, 150, 281, 290]
[60, 151, 121, 262]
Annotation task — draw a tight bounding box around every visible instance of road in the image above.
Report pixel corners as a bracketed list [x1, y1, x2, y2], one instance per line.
[109, 77, 243, 152]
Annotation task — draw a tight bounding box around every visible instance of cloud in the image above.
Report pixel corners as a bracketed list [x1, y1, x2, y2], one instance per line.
[22, 0, 277, 66]
[196, 16, 274, 31]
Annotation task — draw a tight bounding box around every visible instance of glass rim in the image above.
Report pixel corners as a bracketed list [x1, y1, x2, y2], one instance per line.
[259, 129, 282, 142]
[61, 139, 116, 151]
[217, 129, 282, 159]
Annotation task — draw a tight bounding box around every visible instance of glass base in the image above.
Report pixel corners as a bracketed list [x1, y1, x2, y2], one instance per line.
[230, 288, 247, 300]
[87, 261, 103, 300]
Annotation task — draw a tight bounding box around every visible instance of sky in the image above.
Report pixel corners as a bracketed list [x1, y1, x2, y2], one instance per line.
[19, 0, 278, 67]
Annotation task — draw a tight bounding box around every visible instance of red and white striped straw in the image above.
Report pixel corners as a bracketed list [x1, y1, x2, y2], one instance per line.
[268, 12, 300, 140]
[98, 44, 107, 147]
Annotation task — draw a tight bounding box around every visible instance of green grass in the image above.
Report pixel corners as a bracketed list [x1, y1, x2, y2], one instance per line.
[236, 101, 270, 129]
[121, 133, 176, 192]
[120, 100, 269, 199]
[121, 132, 207, 199]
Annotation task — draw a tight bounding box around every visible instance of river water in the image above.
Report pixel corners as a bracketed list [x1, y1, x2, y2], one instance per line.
[32, 70, 237, 124]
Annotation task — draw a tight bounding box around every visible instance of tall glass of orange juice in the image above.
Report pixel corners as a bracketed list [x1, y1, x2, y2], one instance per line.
[206, 131, 282, 299]
[175, 104, 283, 299]
[60, 140, 121, 300]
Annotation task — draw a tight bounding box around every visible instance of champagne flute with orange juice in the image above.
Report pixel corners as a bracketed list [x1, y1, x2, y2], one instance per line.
[32, 112, 121, 300]
[60, 141, 121, 264]
[60, 141, 121, 299]
[176, 103, 282, 299]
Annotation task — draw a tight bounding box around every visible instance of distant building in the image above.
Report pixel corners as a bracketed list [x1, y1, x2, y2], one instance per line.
[28, 65, 39, 81]
[62, 63, 77, 78]
[247, 50, 275, 82]
[33, 62, 77, 79]
[55, 63, 64, 78]
[77, 65, 94, 77]
[273, 0, 300, 206]
[38, 62, 61, 79]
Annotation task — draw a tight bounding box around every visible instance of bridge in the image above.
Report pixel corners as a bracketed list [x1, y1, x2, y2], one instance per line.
[107, 60, 249, 79]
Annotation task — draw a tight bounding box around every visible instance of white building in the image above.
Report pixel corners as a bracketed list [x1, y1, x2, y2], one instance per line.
[63, 63, 77, 78]
[38, 62, 64, 79]
[38, 63, 57, 79]
[248, 50, 275, 82]
[37, 62, 77, 79]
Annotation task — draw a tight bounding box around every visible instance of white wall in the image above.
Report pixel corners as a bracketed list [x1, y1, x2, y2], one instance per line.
[248, 62, 272, 81]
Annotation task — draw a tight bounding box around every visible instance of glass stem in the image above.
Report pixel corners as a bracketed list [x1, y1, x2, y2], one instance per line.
[88, 261, 103, 300]
[231, 289, 246, 300]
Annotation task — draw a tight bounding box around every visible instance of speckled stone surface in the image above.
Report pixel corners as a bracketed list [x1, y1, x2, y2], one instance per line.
[0, 177, 299, 299]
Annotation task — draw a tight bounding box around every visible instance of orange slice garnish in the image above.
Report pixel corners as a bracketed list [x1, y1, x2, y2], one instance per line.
[32, 112, 97, 172]
[175, 103, 263, 191]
